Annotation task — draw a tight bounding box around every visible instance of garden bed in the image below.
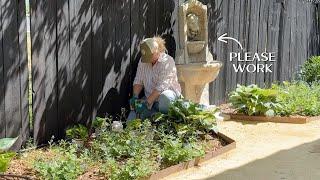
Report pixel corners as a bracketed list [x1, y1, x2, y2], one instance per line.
[226, 113, 320, 124]
[2, 99, 236, 180]
[149, 132, 236, 180]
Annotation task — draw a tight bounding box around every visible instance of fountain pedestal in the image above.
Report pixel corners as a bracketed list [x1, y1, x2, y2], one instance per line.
[175, 0, 222, 103]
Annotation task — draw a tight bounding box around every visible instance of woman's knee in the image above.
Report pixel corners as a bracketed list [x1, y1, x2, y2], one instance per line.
[158, 90, 177, 113]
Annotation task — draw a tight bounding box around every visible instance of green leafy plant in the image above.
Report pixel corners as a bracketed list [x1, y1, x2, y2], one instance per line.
[92, 117, 110, 130]
[0, 152, 16, 173]
[229, 84, 282, 116]
[0, 137, 18, 173]
[66, 124, 89, 140]
[272, 82, 320, 116]
[152, 99, 219, 140]
[299, 56, 320, 84]
[34, 145, 86, 180]
[160, 135, 205, 166]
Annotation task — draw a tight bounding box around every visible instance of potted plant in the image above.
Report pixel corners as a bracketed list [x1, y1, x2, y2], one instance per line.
[66, 124, 89, 147]
[0, 137, 18, 173]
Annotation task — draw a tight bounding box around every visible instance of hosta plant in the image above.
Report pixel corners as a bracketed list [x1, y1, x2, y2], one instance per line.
[229, 84, 282, 116]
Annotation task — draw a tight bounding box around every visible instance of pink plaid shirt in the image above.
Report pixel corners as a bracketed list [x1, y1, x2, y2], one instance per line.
[133, 53, 181, 98]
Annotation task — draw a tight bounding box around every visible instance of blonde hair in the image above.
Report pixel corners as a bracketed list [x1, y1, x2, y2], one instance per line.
[153, 36, 166, 53]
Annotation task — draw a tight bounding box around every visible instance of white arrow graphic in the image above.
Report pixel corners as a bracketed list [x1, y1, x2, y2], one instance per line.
[218, 33, 243, 50]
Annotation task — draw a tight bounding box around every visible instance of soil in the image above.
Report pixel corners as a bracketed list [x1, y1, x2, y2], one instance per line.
[219, 103, 236, 114]
[164, 118, 320, 180]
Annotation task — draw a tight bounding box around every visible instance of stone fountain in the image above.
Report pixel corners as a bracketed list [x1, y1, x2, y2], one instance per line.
[175, 0, 222, 103]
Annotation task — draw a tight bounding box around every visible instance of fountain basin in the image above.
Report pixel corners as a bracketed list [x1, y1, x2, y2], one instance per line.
[176, 61, 222, 103]
[187, 41, 205, 54]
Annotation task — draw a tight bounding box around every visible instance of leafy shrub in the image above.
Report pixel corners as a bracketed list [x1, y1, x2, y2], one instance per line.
[273, 82, 320, 116]
[66, 124, 89, 140]
[229, 84, 282, 116]
[299, 56, 320, 84]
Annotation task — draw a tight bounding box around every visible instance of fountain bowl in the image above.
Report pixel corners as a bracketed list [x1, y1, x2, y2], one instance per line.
[187, 41, 205, 54]
[176, 61, 222, 103]
[176, 61, 222, 85]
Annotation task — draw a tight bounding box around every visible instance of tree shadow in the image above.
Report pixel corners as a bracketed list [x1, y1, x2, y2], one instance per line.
[0, 0, 29, 149]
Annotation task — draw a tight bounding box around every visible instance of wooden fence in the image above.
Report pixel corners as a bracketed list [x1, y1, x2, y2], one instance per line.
[0, 0, 319, 145]
[0, 0, 29, 148]
[208, 0, 320, 104]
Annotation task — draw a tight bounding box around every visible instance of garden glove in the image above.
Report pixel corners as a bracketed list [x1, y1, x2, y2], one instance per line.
[129, 95, 138, 110]
[135, 100, 148, 114]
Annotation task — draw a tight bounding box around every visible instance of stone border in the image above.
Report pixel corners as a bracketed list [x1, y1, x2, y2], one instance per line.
[149, 132, 236, 180]
[226, 113, 320, 124]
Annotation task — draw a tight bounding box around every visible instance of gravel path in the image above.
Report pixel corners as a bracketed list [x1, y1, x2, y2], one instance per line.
[164, 119, 320, 180]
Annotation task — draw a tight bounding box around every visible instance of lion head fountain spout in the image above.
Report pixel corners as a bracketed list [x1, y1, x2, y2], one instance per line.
[175, 0, 222, 103]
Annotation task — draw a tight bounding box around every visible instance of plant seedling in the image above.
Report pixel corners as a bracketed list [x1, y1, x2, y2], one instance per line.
[66, 125, 89, 146]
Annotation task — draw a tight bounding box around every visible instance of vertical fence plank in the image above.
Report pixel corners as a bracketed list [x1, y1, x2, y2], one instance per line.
[0, 0, 29, 147]
[31, 0, 58, 144]
[57, 0, 70, 137]
[18, 0, 29, 145]
[2, 0, 23, 144]
[0, 0, 5, 138]
[91, 0, 103, 119]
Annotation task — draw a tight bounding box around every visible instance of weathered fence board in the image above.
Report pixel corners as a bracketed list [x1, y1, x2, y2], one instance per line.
[0, 0, 28, 148]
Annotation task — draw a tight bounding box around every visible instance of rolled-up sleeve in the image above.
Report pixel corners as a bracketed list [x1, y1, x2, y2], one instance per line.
[133, 61, 143, 86]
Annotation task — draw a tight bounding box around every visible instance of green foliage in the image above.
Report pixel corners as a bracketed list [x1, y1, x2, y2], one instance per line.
[0, 152, 15, 173]
[0, 137, 18, 173]
[92, 117, 110, 130]
[93, 121, 160, 180]
[160, 135, 205, 166]
[33, 144, 86, 180]
[229, 84, 282, 116]
[300, 56, 320, 84]
[272, 82, 320, 116]
[66, 124, 89, 140]
[152, 99, 218, 139]
[229, 83, 320, 116]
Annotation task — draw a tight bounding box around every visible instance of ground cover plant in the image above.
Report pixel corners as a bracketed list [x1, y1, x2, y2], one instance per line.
[229, 82, 320, 117]
[272, 82, 320, 116]
[6, 99, 225, 180]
